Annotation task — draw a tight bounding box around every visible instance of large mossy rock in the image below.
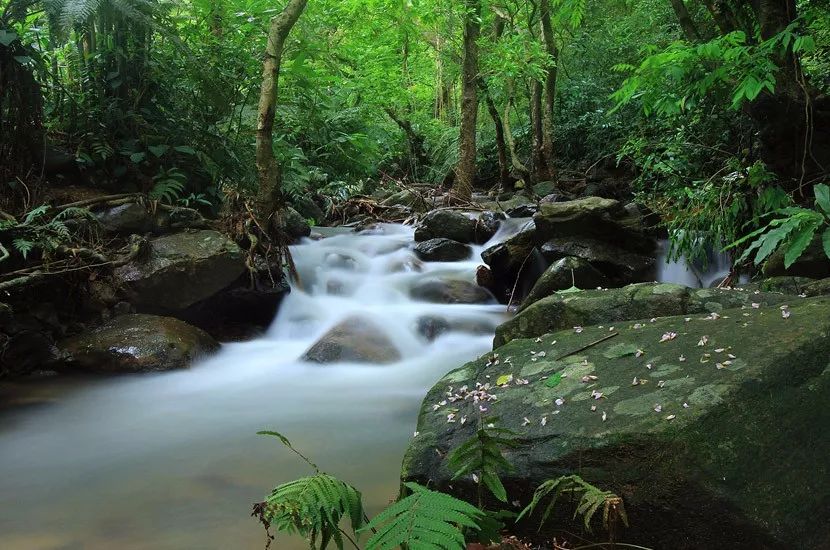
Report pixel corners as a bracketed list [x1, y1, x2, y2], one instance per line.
[540, 236, 655, 284]
[94, 202, 153, 234]
[763, 235, 830, 279]
[281, 207, 312, 241]
[533, 196, 652, 252]
[496, 282, 795, 347]
[302, 316, 400, 364]
[381, 189, 429, 213]
[414, 238, 471, 262]
[113, 230, 246, 311]
[410, 278, 495, 304]
[520, 256, 608, 310]
[60, 314, 218, 373]
[403, 297, 830, 549]
[415, 210, 488, 244]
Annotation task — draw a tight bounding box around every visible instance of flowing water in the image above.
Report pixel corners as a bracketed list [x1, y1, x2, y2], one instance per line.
[0, 223, 509, 550]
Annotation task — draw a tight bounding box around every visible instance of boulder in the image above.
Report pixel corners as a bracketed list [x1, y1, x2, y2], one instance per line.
[292, 195, 326, 225]
[415, 316, 495, 341]
[495, 282, 798, 347]
[113, 230, 246, 311]
[94, 202, 152, 234]
[281, 207, 312, 241]
[410, 278, 495, 304]
[60, 314, 218, 373]
[381, 189, 429, 213]
[520, 257, 608, 310]
[476, 211, 504, 242]
[415, 210, 479, 243]
[763, 235, 830, 279]
[480, 222, 541, 302]
[302, 316, 400, 364]
[504, 203, 538, 217]
[532, 180, 557, 197]
[804, 277, 830, 297]
[403, 297, 830, 549]
[414, 238, 471, 262]
[533, 196, 652, 252]
[540, 236, 655, 284]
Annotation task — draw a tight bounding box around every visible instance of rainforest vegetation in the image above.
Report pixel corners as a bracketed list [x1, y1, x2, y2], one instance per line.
[2, 0, 830, 549]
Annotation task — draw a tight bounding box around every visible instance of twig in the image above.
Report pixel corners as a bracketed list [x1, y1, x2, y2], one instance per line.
[554, 332, 619, 361]
[56, 193, 143, 210]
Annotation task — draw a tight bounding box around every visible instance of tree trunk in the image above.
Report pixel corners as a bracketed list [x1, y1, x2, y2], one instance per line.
[480, 81, 510, 190]
[255, 0, 308, 224]
[455, 0, 481, 201]
[503, 90, 532, 183]
[669, 0, 701, 41]
[385, 107, 429, 177]
[530, 79, 546, 183]
[539, 0, 558, 181]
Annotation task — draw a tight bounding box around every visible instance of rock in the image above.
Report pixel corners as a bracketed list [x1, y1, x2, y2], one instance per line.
[533, 196, 652, 252]
[754, 276, 815, 295]
[415, 210, 478, 243]
[302, 316, 400, 364]
[292, 195, 326, 224]
[532, 180, 557, 197]
[3, 330, 61, 375]
[478, 194, 535, 215]
[94, 203, 152, 234]
[804, 277, 830, 297]
[410, 278, 495, 304]
[504, 203, 538, 217]
[520, 257, 608, 310]
[480, 222, 541, 301]
[763, 235, 830, 279]
[415, 316, 496, 341]
[113, 230, 246, 311]
[403, 297, 830, 549]
[281, 207, 312, 241]
[540, 236, 655, 284]
[60, 314, 218, 373]
[414, 238, 471, 262]
[495, 282, 798, 347]
[381, 189, 429, 213]
[476, 211, 504, 242]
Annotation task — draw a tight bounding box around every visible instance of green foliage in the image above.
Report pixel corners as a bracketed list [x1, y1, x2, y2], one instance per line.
[517, 474, 629, 534]
[727, 184, 830, 268]
[0, 204, 96, 262]
[361, 482, 484, 550]
[447, 418, 517, 503]
[260, 474, 364, 550]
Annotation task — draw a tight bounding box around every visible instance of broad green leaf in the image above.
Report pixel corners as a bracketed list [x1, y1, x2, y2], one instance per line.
[148, 145, 169, 157]
[816, 184, 830, 216]
[129, 152, 146, 163]
[496, 374, 512, 386]
[545, 372, 563, 388]
[174, 146, 197, 155]
[823, 227, 830, 261]
[0, 30, 17, 46]
[784, 222, 820, 268]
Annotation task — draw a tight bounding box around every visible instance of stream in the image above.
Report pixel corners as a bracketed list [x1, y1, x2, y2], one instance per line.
[0, 221, 732, 550]
[0, 224, 507, 550]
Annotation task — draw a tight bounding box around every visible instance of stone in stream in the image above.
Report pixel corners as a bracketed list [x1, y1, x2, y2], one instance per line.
[410, 278, 495, 305]
[402, 297, 830, 549]
[413, 238, 471, 262]
[60, 314, 218, 373]
[496, 282, 800, 347]
[763, 234, 830, 279]
[415, 316, 494, 341]
[113, 229, 246, 311]
[280, 206, 312, 241]
[302, 316, 400, 364]
[94, 202, 153, 234]
[520, 256, 608, 310]
[414, 210, 497, 244]
[539, 236, 655, 285]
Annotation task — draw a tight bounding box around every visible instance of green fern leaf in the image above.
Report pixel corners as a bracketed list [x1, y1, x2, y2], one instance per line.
[362, 482, 483, 550]
[13, 238, 35, 258]
[447, 422, 516, 502]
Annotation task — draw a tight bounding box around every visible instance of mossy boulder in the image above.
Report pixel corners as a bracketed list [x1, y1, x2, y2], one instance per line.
[414, 210, 493, 244]
[763, 235, 830, 279]
[414, 238, 471, 262]
[381, 189, 429, 213]
[540, 236, 654, 284]
[302, 316, 400, 364]
[113, 229, 246, 311]
[410, 278, 495, 304]
[402, 297, 830, 549]
[60, 314, 218, 373]
[495, 282, 797, 347]
[520, 256, 608, 310]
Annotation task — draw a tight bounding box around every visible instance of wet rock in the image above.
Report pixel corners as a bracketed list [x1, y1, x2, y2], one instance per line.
[495, 282, 798, 347]
[540, 237, 654, 284]
[533, 196, 652, 252]
[532, 180, 557, 197]
[302, 316, 400, 364]
[292, 195, 326, 225]
[381, 189, 429, 213]
[113, 229, 246, 311]
[520, 257, 608, 310]
[414, 210, 489, 244]
[763, 235, 830, 279]
[504, 203, 538, 217]
[94, 202, 152, 234]
[410, 278, 495, 304]
[479, 221, 540, 301]
[415, 316, 495, 341]
[403, 297, 830, 549]
[414, 238, 471, 262]
[280, 207, 312, 241]
[60, 314, 218, 373]
[476, 211, 504, 242]
[3, 330, 61, 375]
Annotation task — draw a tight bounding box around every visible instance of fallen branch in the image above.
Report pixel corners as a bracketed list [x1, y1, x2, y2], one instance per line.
[554, 332, 619, 361]
[56, 193, 143, 210]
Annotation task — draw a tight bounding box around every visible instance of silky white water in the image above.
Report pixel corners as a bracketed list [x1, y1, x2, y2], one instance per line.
[0, 223, 508, 550]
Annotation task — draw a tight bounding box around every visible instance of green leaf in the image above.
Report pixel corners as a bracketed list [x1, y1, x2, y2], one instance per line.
[602, 343, 639, 359]
[129, 152, 146, 163]
[174, 146, 197, 155]
[0, 30, 18, 46]
[495, 374, 512, 386]
[784, 222, 820, 268]
[823, 227, 830, 261]
[545, 372, 563, 388]
[148, 145, 169, 157]
[257, 430, 292, 447]
[815, 184, 830, 216]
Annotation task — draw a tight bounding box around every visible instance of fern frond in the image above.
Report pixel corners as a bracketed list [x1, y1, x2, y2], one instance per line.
[447, 420, 517, 502]
[261, 473, 364, 550]
[518, 475, 628, 534]
[362, 482, 484, 550]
